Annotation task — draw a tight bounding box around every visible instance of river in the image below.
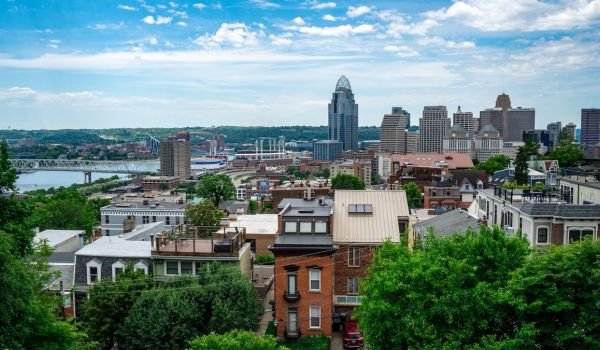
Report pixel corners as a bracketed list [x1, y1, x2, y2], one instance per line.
[16, 171, 130, 192]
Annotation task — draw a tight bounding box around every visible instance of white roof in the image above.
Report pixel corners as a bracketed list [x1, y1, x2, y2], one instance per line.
[75, 236, 151, 258]
[35, 230, 83, 248]
[333, 190, 409, 244]
[233, 214, 278, 235]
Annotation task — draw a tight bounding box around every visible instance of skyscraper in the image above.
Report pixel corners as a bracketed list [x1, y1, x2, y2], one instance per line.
[480, 93, 535, 142]
[443, 124, 471, 155]
[418, 106, 450, 153]
[328, 75, 358, 151]
[453, 106, 475, 140]
[581, 109, 600, 145]
[380, 108, 417, 154]
[563, 122, 576, 141]
[546, 122, 562, 150]
[160, 140, 191, 180]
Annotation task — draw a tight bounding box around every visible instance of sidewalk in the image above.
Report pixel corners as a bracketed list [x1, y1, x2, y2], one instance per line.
[256, 286, 274, 335]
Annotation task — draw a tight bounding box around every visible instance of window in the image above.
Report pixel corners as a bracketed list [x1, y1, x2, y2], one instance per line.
[134, 261, 148, 274]
[537, 227, 549, 244]
[568, 228, 594, 243]
[348, 247, 360, 267]
[105, 215, 110, 224]
[86, 259, 102, 285]
[348, 277, 359, 295]
[152, 216, 157, 223]
[309, 306, 321, 329]
[89, 267, 99, 283]
[287, 273, 297, 295]
[166, 261, 179, 275]
[112, 260, 125, 281]
[142, 216, 149, 224]
[175, 216, 180, 225]
[284, 221, 297, 233]
[288, 309, 298, 333]
[309, 268, 321, 291]
[398, 219, 407, 234]
[166, 216, 171, 225]
[181, 261, 193, 274]
[314, 221, 327, 233]
[299, 222, 312, 233]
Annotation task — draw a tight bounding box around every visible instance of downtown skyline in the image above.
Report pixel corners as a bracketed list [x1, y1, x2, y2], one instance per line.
[1, 0, 600, 129]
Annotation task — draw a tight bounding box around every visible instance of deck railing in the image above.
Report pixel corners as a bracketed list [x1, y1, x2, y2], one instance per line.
[153, 224, 246, 256]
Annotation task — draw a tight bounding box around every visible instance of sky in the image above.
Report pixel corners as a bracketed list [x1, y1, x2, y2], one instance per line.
[0, 0, 599, 130]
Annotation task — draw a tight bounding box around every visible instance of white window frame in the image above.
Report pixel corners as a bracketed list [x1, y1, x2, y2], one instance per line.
[165, 261, 180, 276]
[314, 221, 327, 233]
[309, 306, 321, 329]
[309, 268, 321, 292]
[348, 247, 360, 267]
[112, 259, 126, 281]
[348, 277, 359, 295]
[287, 272, 297, 295]
[566, 227, 596, 243]
[86, 259, 102, 285]
[134, 260, 148, 275]
[536, 226, 550, 245]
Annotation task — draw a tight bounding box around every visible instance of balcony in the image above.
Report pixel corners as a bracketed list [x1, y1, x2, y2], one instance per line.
[490, 186, 566, 204]
[153, 225, 246, 257]
[283, 290, 300, 302]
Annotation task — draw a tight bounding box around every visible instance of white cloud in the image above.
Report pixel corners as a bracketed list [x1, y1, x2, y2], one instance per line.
[269, 34, 292, 45]
[293, 17, 306, 25]
[143, 16, 173, 25]
[168, 9, 188, 18]
[418, 36, 476, 49]
[213, 3, 222, 9]
[88, 22, 124, 30]
[0, 87, 36, 102]
[176, 21, 188, 26]
[157, 4, 167, 9]
[383, 45, 419, 57]
[148, 37, 158, 45]
[118, 4, 136, 11]
[307, 1, 336, 10]
[322, 14, 336, 21]
[381, 11, 439, 37]
[193, 3, 206, 9]
[141, 4, 155, 13]
[194, 23, 260, 48]
[295, 24, 374, 37]
[249, 0, 280, 9]
[169, 1, 178, 8]
[347, 5, 371, 18]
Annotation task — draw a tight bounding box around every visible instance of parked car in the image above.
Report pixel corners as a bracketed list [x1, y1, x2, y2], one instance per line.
[342, 319, 364, 349]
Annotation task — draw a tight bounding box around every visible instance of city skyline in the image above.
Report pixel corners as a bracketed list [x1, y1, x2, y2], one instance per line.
[1, 0, 599, 129]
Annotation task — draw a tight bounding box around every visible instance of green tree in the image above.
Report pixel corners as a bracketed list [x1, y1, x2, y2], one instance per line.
[197, 174, 236, 206]
[507, 239, 600, 350]
[185, 201, 224, 227]
[402, 182, 423, 209]
[545, 143, 584, 168]
[514, 138, 539, 185]
[355, 226, 531, 350]
[314, 168, 330, 178]
[189, 330, 285, 350]
[474, 154, 511, 175]
[79, 265, 153, 350]
[331, 173, 366, 190]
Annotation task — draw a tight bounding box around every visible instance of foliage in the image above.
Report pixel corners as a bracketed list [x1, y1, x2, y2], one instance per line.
[402, 182, 423, 209]
[185, 201, 224, 227]
[255, 253, 275, 265]
[545, 143, 584, 168]
[331, 173, 366, 190]
[502, 181, 530, 190]
[248, 199, 257, 214]
[189, 330, 286, 350]
[265, 320, 277, 337]
[474, 154, 511, 175]
[532, 181, 545, 191]
[117, 264, 262, 350]
[507, 239, 600, 349]
[371, 173, 381, 185]
[283, 336, 330, 350]
[314, 168, 330, 178]
[514, 139, 539, 185]
[286, 167, 310, 180]
[1, 140, 17, 193]
[79, 265, 153, 350]
[197, 174, 236, 206]
[356, 226, 531, 350]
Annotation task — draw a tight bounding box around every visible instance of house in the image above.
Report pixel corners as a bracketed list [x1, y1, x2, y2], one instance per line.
[390, 152, 474, 171]
[528, 159, 559, 186]
[331, 190, 409, 322]
[423, 182, 465, 210]
[413, 208, 481, 239]
[491, 168, 547, 187]
[558, 169, 600, 204]
[270, 193, 336, 339]
[216, 214, 278, 257]
[218, 200, 250, 217]
[271, 180, 331, 209]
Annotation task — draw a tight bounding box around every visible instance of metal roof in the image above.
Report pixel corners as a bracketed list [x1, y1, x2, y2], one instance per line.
[35, 230, 83, 248]
[413, 209, 480, 238]
[333, 190, 409, 244]
[75, 236, 151, 258]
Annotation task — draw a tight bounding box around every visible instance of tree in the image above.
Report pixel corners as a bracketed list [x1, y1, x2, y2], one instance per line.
[402, 182, 423, 209]
[355, 226, 531, 350]
[507, 239, 600, 350]
[331, 173, 366, 190]
[185, 201, 224, 227]
[0, 140, 17, 193]
[189, 330, 285, 350]
[545, 143, 584, 168]
[79, 265, 153, 350]
[474, 154, 511, 175]
[514, 139, 539, 185]
[197, 174, 236, 206]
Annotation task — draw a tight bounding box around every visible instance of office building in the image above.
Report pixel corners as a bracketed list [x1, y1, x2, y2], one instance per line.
[453, 106, 475, 140]
[380, 109, 417, 154]
[474, 124, 503, 162]
[581, 108, 600, 145]
[313, 140, 343, 161]
[330, 160, 372, 186]
[418, 106, 450, 153]
[328, 75, 358, 151]
[480, 108, 505, 139]
[443, 125, 471, 155]
[388, 107, 410, 129]
[546, 122, 562, 150]
[480, 93, 535, 142]
[563, 123, 576, 141]
[160, 140, 191, 180]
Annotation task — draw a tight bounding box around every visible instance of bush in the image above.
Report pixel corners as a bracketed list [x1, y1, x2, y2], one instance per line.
[265, 321, 277, 337]
[282, 336, 330, 350]
[255, 253, 275, 265]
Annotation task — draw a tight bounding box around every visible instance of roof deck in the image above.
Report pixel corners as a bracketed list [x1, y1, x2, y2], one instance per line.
[483, 186, 567, 205]
[153, 225, 246, 257]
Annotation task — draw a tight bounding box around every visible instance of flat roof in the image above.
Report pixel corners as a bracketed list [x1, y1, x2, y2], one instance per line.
[102, 201, 188, 210]
[233, 214, 278, 235]
[75, 236, 151, 258]
[35, 230, 83, 248]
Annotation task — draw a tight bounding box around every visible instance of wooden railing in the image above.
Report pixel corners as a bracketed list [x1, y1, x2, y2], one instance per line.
[153, 224, 246, 256]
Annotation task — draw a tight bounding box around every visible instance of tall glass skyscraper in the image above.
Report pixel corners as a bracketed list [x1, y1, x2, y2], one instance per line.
[328, 75, 358, 151]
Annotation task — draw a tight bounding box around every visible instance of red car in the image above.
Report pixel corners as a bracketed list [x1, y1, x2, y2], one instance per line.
[342, 319, 364, 349]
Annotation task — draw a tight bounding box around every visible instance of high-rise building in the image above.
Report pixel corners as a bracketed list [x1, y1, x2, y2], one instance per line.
[380, 109, 417, 154]
[328, 75, 358, 151]
[480, 93, 535, 142]
[389, 107, 410, 129]
[546, 122, 562, 150]
[443, 125, 471, 155]
[563, 123, 576, 141]
[418, 106, 450, 153]
[496, 93, 512, 110]
[160, 140, 191, 180]
[313, 140, 343, 161]
[453, 106, 475, 140]
[581, 109, 600, 145]
[474, 124, 503, 162]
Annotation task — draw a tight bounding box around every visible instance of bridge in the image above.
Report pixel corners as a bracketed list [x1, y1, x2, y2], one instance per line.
[11, 159, 159, 183]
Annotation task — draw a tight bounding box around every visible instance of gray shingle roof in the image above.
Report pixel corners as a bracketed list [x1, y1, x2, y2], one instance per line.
[520, 202, 600, 217]
[413, 209, 481, 238]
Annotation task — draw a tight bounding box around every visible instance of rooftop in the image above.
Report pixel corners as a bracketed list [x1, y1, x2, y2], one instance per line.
[413, 209, 481, 238]
[75, 236, 151, 258]
[335, 75, 352, 91]
[272, 234, 334, 251]
[153, 225, 247, 257]
[35, 229, 83, 248]
[391, 153, 474, 169]
[102, 200, 188, 210]
[233, 214, 278, 235]
[279, 198, 334, 217]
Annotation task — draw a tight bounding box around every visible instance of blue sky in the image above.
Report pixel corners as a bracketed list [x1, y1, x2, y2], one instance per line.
[0, 0, 599, 129]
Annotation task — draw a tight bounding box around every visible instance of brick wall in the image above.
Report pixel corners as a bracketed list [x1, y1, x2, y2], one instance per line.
[333, 245, 373, 296]
[551, 223, 564, 245]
